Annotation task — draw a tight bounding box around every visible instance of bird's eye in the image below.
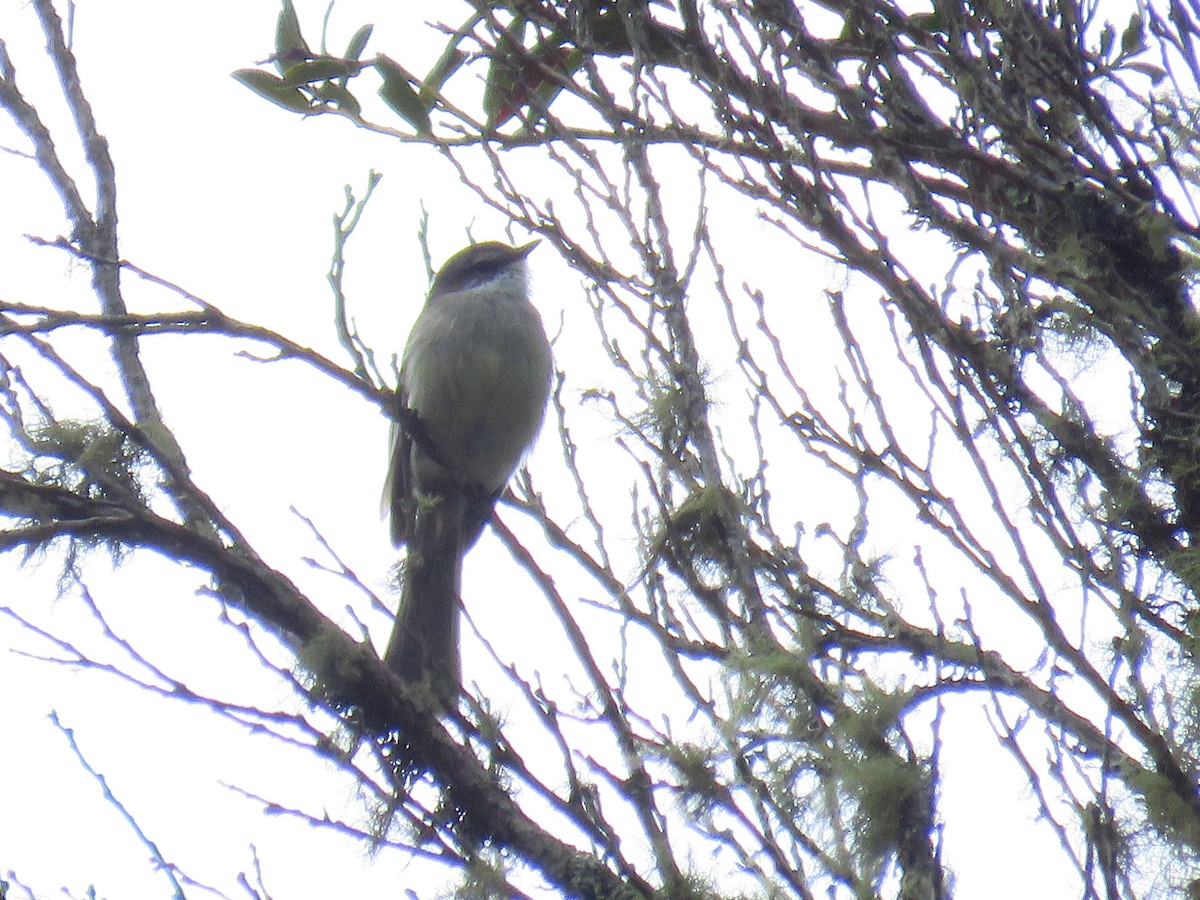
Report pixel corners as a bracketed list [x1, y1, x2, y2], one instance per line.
[464, 261, 510, 288]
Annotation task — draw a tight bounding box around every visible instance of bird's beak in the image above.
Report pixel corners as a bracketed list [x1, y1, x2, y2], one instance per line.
[515, 239, 541, 258]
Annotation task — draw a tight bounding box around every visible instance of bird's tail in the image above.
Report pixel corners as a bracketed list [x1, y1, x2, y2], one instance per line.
[384, 492, 465, 703]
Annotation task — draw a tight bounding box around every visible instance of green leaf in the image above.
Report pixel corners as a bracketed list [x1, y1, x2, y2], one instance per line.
[375, 54, 432, 133]
[482, 61, 515, 126]
[1126, 61, 1167, 84]
[315, 80, 362, 118]
[345, 23, 373, 62]
[281, 57, 360, 87]
[482, 15, 531, 125]
[1098, 23, 1115, 59]
[527, 46, 582, 113]
[422, 42, 469, 102]
[232, 69, 313, 114]
[485, 40, 578, 128]
[274, 0, 310, 74]
[906, 11, 946, 36]
[1120, 13, 1145, 57]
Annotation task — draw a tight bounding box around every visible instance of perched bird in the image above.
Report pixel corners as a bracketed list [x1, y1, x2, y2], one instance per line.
[383, 240, 552, 701]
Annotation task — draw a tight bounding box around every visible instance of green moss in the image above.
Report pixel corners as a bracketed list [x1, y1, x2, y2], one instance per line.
[1130, 769, 1200, 853]
[29, 418, 147, 504]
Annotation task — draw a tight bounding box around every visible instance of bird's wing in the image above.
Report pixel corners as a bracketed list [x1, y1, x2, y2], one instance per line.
[382, 389, 417, 547]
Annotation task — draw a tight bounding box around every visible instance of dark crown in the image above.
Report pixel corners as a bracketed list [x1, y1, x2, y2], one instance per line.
[431, 240, 538, 297]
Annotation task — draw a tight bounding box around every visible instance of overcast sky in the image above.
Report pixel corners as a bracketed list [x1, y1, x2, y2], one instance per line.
[0, 2, 505, 895]
[0, 2, 1091, 898]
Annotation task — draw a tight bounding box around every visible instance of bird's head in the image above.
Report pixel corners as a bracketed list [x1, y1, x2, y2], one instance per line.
[429, 240, 539, 299]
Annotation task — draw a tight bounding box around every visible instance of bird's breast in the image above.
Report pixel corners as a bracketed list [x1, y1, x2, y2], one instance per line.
[401, 290, 552, 491]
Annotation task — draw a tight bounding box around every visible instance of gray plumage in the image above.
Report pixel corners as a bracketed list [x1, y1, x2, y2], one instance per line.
[383, 241, 552, 701]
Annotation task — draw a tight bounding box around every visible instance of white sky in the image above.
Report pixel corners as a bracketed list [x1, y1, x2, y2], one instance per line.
[0, 2, 511, 896]
[0, 1, 1117, 897]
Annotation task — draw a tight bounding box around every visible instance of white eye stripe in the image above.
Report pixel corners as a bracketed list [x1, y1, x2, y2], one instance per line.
[429, 242, 535, 298]
[435, 259, 528, 298]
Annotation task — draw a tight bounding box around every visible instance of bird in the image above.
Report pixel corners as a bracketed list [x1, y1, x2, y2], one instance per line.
[382, 240, 552, 703]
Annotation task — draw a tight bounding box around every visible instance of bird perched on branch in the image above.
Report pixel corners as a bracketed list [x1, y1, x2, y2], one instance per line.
[383, 240, 552, 702]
